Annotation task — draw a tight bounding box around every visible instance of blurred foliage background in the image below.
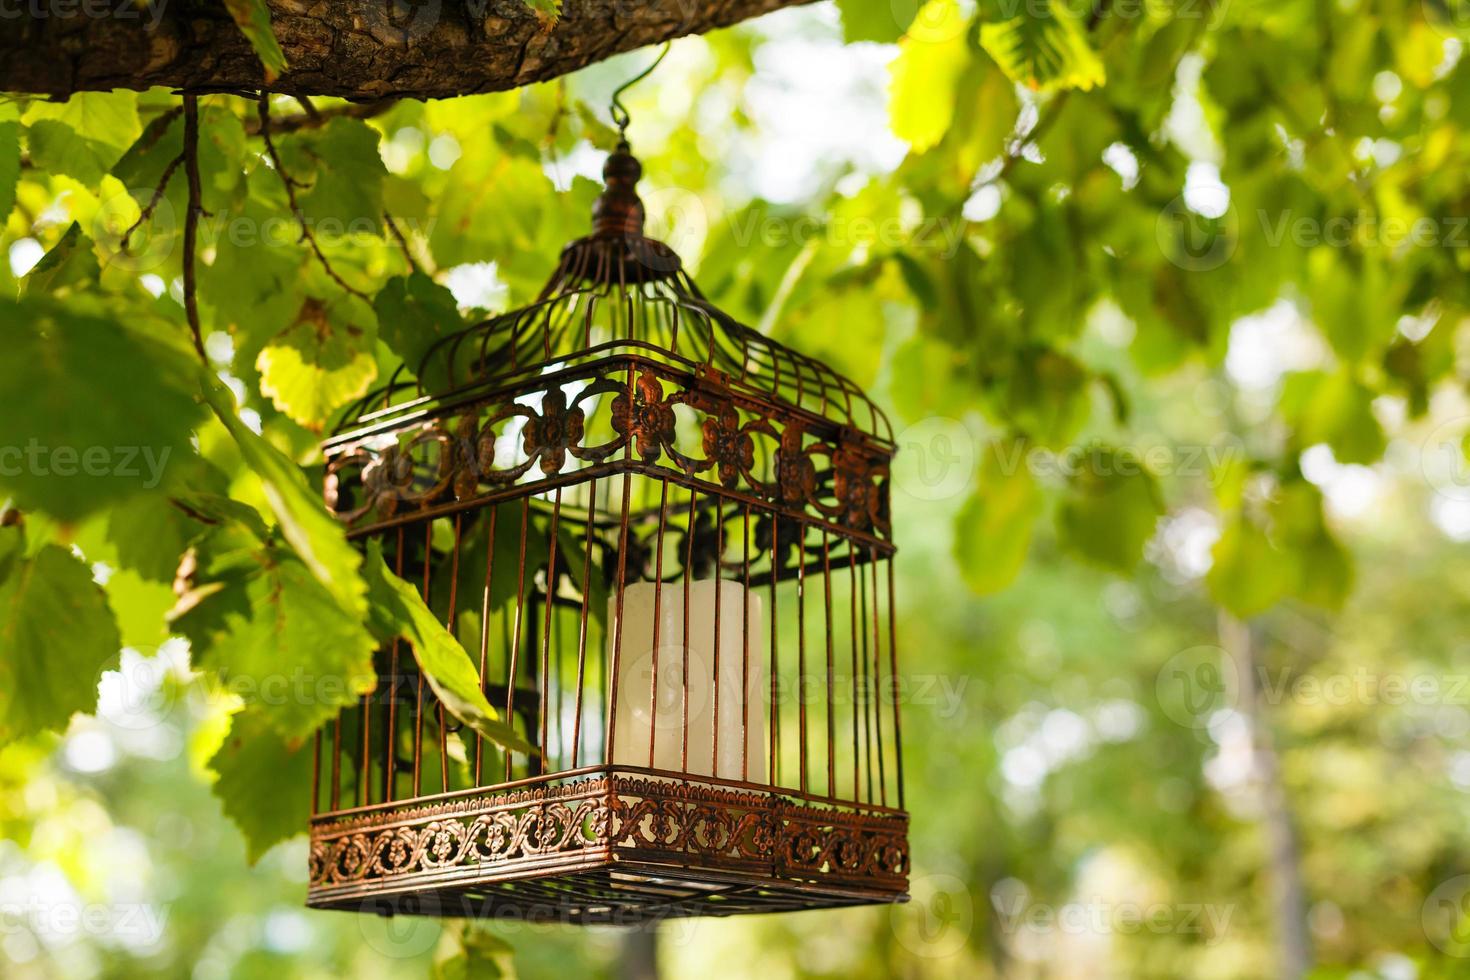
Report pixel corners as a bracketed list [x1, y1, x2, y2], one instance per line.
[4, 0, 1470, 976]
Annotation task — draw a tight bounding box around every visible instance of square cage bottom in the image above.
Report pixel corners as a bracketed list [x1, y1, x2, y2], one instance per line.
[307, 769, 909, 924]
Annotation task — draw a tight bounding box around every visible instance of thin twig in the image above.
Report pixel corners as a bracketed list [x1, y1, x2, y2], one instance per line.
[256, 93, 370, 302]
[244, 98, 398, 136]
[383, 211, 422, 275]
[182, 96, 207, 364]
[295, 94, 322, 122]
[122, 152, 184, 251]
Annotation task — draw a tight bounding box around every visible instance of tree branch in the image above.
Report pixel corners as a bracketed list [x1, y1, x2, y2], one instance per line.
[182, 96, 207, 364]
[0, 0, 817, 100]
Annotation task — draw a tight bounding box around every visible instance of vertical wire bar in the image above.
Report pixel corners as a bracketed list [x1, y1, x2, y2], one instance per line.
[504, 497, 530, 782]
[358, 651, 372, 807]
[768, 514, 780, 788]
[386, 526, 405, 801]
[680, 486, 699, 774]
[741, 503, 752, 783]
[867, 546, 887, 807]
[849, 548, 862, 803]
[312, 729, 322, 816]
[413, 519, 433, 797]
[797, 521, 808, 796]
[712, 498, 724, 779]
[473, 508, 498, 786]
[605, 468, 635, 768]
[330, 706, 342, 810]
[539, 488, 563, 775]
[439, 514, 463, 794]
[570, 480, 597, 768]
[821, 530, 835, 799]
[886, 556, 905, 809]
[647, 481, 670, 769]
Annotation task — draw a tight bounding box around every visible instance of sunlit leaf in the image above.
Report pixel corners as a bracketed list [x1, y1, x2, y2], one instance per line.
[256, 297, 378, 428]
[0, 530, 121, 739]
[362, 540, 532, 755]
[209, 709, 313, 862]
[0, 297, 202, 521]
[979, 0, 1105, 92]
[222, 0, 289, 83]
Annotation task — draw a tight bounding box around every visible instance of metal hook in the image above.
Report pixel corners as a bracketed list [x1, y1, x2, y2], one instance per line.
[609, 42, 671, 148]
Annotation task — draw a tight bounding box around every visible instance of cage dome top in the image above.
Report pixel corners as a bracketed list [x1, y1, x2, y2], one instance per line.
[332, 145, 892, 446]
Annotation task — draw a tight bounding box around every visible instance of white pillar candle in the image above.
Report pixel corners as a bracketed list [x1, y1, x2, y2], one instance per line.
[609, 580, 766, 783]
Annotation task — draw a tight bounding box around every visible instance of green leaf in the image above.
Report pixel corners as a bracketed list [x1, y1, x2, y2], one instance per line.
[200, 378, 367, 618]
[26, 120, 115, 186]
[179, 549, 377, 740]
[23, 91, 141, 157]
[1279, 370, 1385, 465]
[104, 568, 175, 650]
[1206, 517, 1291, 618]
[953, 440, 1043, 594]
[0, 537, 121, 738]
[1055, 450, 1164, 572]
[279, 118, 388, 229]
[0, 297, 203, 521]
[980, 0, 1105, 92]
[1270, 480, 1353, 611]
[256, 298, 378, 428]
[435, 923, 514, 980]
[837, 0, 917, 43]
[373, 272, 464, 391]
[209, 709, 314, 862]
[22, 223, 101, 295]
[522, 0, 561, 23]
[362, 541, 532, 755]
[0, 121, 18, 222]
[106, 494, 209, 583]
[222, 0, 289, 83]
[889, 0, 973, 152]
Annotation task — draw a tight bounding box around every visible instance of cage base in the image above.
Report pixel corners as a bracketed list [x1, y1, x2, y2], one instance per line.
[307, 769, 908, 925]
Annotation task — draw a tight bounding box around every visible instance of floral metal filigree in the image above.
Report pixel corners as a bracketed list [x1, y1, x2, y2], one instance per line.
[523, 387, 585, 476]
[772, 422, 816, 506]
[701, 402, 754, 488]
[833, 438, 879, 531]
[611, 369, 675, 463]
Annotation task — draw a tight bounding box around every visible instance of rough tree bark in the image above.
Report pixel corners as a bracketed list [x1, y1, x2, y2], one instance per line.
[0, 0, 816, 100]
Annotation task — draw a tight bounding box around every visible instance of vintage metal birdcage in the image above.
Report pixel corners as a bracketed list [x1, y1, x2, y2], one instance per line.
[305, 139, 908, 923]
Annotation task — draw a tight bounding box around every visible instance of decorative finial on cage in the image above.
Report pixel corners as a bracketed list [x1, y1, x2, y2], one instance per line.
[591, 145, 645, 238]
[591, 44, 669, 239]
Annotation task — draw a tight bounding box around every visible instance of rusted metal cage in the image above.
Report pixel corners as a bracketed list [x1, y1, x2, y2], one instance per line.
[307, 146, 908, 924]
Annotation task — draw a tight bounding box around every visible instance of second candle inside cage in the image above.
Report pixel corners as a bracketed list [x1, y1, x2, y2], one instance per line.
[609, 579, 768, 784]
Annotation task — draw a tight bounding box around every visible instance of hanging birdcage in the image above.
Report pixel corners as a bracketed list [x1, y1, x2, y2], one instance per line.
[305, 136, 908, 923]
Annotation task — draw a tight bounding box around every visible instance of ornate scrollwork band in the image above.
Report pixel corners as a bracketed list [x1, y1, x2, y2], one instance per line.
[308, 775, 908, 897]
[324, 360, 892, 539]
